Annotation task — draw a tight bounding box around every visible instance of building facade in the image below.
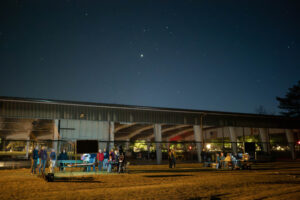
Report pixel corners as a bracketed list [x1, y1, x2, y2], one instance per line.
[1, 96, 300, 163]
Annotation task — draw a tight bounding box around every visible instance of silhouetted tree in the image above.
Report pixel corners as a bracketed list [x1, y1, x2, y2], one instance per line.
[276, 80, 300, 117]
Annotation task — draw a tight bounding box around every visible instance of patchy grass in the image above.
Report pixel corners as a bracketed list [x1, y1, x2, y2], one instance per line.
[0, 162, 300, 200]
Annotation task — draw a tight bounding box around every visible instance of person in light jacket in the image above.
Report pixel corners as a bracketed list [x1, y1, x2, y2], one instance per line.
[49, 149, 56, 173]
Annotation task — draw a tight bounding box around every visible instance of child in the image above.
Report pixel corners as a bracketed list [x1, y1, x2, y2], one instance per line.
[107, 155, 112, 173]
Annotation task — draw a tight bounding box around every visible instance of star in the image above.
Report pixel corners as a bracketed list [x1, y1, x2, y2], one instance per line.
[140, 54, 144, 58]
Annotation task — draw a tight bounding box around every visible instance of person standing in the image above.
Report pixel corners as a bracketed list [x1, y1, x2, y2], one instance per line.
[58, 149, 68, 160]
[58, 149, 68, 171]
[107, 155, 112, 173]
[168, 149, 173, 168]
[224, 153, 232, 168]
[49, 149, 56, 173]
[114, 149, 119, 171]
[215, 153, 221, 169]
[90, 153, 97, 172]
[103, 148, 109, 170]
[220, 152, 225, 168]
[97, 149, 104, 171]
[110, 149, 115, 161]
[118, 152, 125, 173]
[39, 146, 48, 174]
[171, 149, 176, 168]
[31, 146, 39, 174]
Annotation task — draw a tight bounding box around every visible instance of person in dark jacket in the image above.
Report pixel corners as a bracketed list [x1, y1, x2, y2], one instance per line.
[31, 146, 39, 174]
[58, 149, 68, 160]
[89, 153, 97, 172]
[103, 148, 109, 170]
[118, 152, 125, 173]
[39, 146, 47, 174]
[109, 149, 115, 161]
[58, 149, 68, 171]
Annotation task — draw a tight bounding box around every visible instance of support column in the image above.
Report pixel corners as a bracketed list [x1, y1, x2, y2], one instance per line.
[154, 124, 162, 164]
[285, 129, 295, 160]
[25, 136, 30, 159]
[124, 138, 130, 152]
[109, 122, 114, 150]
[147, 139, 151, 159]
[3, 139, 6, 151]
[53, 120, 59, 155]
[259, 128, 270, 154]
[193, 125, 203, 162]
[25, 120, 33, 159]
[98, 121, 110, 151]
[229, 127, 237, 155]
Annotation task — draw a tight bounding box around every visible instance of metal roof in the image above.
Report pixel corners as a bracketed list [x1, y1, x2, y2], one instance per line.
[0, 96, 299, 128]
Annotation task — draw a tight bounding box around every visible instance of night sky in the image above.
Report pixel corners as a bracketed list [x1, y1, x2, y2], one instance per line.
[1, 1, 299, 114]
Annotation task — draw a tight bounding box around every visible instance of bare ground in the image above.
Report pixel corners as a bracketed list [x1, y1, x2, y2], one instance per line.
[0, 162, 300, 200]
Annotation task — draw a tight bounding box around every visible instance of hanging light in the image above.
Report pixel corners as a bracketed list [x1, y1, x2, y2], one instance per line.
[206, 144, 211, 149]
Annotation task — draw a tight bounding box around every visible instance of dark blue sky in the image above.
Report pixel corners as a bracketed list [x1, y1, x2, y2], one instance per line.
[1, 1, 299, 114]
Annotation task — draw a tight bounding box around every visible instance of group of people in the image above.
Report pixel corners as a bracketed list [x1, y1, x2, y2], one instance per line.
[31, 145, 127, 174]
[31, 146, 68, 174]
[81, 146, 126, 173]
[215, 152, 250, 169]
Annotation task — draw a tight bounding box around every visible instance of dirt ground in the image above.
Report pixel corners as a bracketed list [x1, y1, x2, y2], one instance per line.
[0, 162, 300, 200]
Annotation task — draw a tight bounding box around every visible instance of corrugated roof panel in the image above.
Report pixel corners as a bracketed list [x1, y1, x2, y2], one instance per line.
[0, 97, 300, 129]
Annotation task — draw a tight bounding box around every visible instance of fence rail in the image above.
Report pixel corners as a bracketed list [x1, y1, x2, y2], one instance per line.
[0, 139, 299, 163]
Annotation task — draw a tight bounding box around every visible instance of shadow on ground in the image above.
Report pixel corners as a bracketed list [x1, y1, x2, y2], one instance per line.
[144, 174, 193, 178]
[188, 193, 229, 200]
[130, 168, 216, 174]
[54, 177, 102, 183]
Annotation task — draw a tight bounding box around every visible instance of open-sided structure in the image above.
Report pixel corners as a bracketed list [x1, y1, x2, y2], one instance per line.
[1, 96, 300, 163]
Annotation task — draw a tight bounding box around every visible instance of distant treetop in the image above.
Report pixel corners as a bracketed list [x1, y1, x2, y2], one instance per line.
[276, 80, 300, 117]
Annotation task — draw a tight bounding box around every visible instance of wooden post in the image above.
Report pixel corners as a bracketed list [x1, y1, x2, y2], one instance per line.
[243, 127, 245, 154]
[222, 127, 224, 150]
[75, 140, 77, 163]
[200, 115, 204, 147]
[25, 136, 30, 159]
